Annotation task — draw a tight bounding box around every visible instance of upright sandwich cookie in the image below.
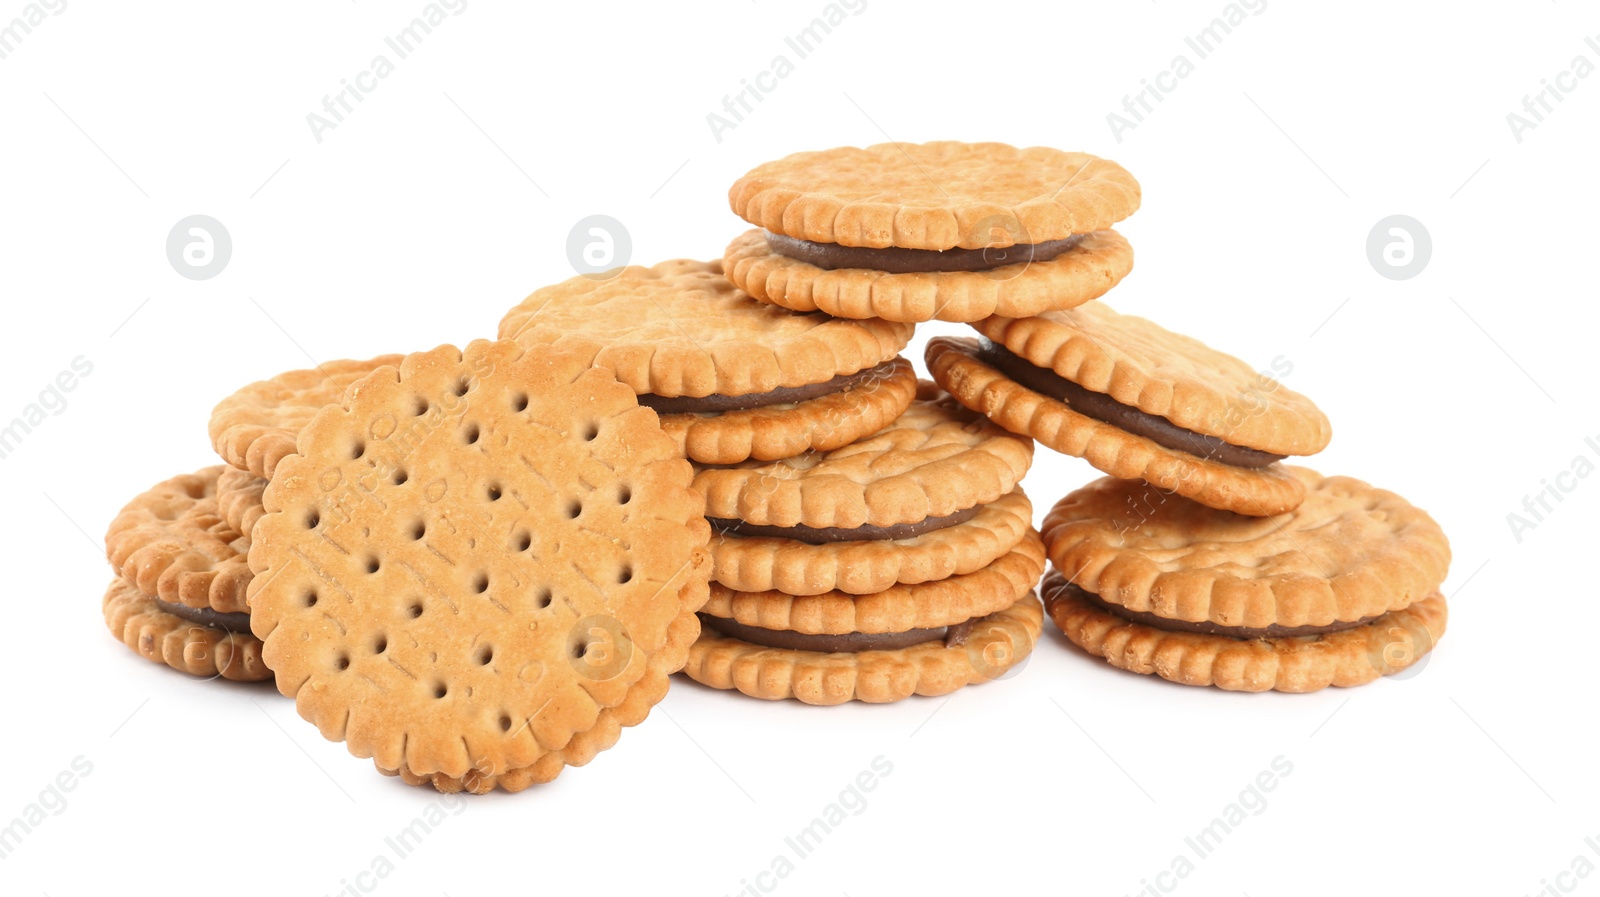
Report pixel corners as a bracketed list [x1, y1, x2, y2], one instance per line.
[247, 340, 712, 793]
[498, 259, 917, 464]
[683, 386, 1043, 703]
[103, 466, 268, 681]
[210, 354, 405, 480]
[724, 142, 1139, 323]
[928, 301, 1332, 515]
[1040, 468, 1451, 693]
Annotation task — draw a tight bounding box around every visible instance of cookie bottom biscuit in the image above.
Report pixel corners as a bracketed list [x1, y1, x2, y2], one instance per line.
[102, 580, 269, 681]
[1044, 575, 1447, 693]
[374, 574, 706, 793]
[711, 489, 1033, 596]
[725, 228, 1133, 323]
[662, 356, 917, 464]
[682, 592, 1042, 705]
[927, 336, 1305, 516]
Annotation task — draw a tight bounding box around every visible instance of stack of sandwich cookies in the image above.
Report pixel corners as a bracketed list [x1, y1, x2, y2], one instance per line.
[247, 340, 712, 793]
[928, 301, 1332, 515]
[723, 142, 1140, 323]
[102, 467, 267, 681]
[498, 259, 916, 464]
[1040, 468, 1451, 693]
[684, 385, 1044, 704]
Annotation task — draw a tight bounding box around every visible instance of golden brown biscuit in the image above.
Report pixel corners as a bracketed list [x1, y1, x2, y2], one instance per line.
[683, 591, 1042, 705]
[216, 467, 268, 537]
[1043, 570, 1447, 693]
[694, 382, 1033, 529]
[728, 142, 1139, 250]
[102, 579, 268, 681]
[703, 528, 1044, 634]
[209, 355, 405, 480]
[104, 466, 252, 614]
[664, 356, 918, 464]
[1042, 468, 1451, 629]
[248, 340, 711, 793]
[927, 336, 1309, 516]
[498, 258, 913, 396]
[498, 259, 918, 464]
[723, 228, 1134, 323]
[972, 302, 1331, 455]
[710, 489, 1032, 596]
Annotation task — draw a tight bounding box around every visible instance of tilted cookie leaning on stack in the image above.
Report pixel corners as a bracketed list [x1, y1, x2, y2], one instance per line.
[722, 141, 1140, 323]
[928, 301, 1332, 516]
[685, 385, 1044, 704]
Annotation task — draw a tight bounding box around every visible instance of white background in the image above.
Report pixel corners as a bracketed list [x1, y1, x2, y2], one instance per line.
[2, 1, 1595, 895]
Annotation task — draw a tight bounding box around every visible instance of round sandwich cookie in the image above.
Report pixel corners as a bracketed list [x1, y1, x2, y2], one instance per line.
[723, 142, 1139, 323]
[210, 354, 405, 480]
[247, 339, 712, 793]
[927, 301, 1333, 516]
[684, 530, 1046, 705]
[102, 466, 267, 681]
[1040, 468, 1451, 693]
[694, 382, 1034, 531]
[498, 259, 917, 464]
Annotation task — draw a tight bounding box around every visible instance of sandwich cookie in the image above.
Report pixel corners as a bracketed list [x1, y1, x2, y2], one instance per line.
[683, 386, 1042, 703]
[498, 259, 917, 464]
[247, 340, 711, 793]
[210, 354, 405, 480]
[704, 384, 1036, 596]
[724, 142, 1139, 323]
[927, 301, 1332, 516]
[1040, 468, 1451, 693]
[103, 466, 268, 681]
[685, 533, 1045, 704]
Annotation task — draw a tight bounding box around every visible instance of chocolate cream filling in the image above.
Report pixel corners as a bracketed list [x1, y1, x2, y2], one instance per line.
[1057, 581, 1377, 639]
[154, 598, 253, 633]
[637, 359, 896, 415]
[766, 231, 1086, 274]
[708, 504, 980, 544]
[977, 339, 1286, 469]
[700, 613, 974, 652]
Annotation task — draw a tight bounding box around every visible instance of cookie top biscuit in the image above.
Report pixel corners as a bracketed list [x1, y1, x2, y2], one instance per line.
[104, 466, 252, 614]
[694, 383, 1033, 528]
[498, 259, 912, 398]
[973, 302, 1331, 456]
[247, 339, 711, 784]
[729, 142, 1140, 251]
[1042, 468, 1451, 630]
[210, 355, 405, 480]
